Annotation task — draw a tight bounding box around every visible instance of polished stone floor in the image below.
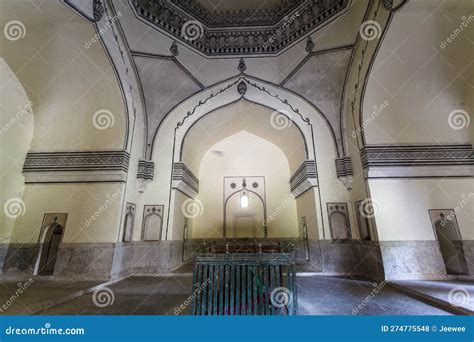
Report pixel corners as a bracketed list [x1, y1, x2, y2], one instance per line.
[0, 275, 452, 316]
[0, 280, 100, 315]
[392, 279, 474, 312]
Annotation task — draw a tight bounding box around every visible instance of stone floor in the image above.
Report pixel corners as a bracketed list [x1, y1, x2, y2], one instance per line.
[296, 276, 450, 315]
[392, 279, 474, 313]
[0, 275, 453, 316]
[0, 280, 100, 315]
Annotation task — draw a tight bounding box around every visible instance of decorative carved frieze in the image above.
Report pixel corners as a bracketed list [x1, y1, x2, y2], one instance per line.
[335, 157, 353, 189]
[137, 159, 155, 180]
[132, 0, 349, 56]
[335, 157, 353, 177]
[290, 160, 318, 196]
[172, 163, 199, 198]
[23, 151, 130, 183]
[137, 159, 155, 192]
[170, 0, 307, 28]
[360, 145, 474, 178]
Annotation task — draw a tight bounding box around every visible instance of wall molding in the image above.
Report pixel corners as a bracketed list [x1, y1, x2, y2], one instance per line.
[131, 0, 349, 57]
[290, 160, 318, 196]
[172, 163, 199, 198]
[335, 156, 353, 189]
[360, 144, 474, 178]
[137, 159, 155, 180]
[23, 151, 130, 183]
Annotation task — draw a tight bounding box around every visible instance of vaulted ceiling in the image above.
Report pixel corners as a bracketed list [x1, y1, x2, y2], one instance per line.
[132, 0, 350, 56]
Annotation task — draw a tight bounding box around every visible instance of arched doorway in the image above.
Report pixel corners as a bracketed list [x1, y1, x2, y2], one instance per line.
[433, 213, 468, 275]
[37, 218, 64, 275]
[176, 101, 310, 240]
[225, 188, 266, 239]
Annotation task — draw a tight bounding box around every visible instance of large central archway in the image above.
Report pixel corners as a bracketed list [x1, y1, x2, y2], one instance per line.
[182, 101, 304, 239]
[148, 75, 344, 242]
[178, 100, 308, 239]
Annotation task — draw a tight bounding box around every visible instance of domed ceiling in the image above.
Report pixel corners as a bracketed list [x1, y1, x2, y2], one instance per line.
[131, 0, 350, 56]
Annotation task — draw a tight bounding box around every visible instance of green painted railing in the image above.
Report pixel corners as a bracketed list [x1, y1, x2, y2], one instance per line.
[190, 252, 297, 315]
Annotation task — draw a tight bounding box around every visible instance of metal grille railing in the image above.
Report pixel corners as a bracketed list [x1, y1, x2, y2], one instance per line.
[190, 253, 297, 315]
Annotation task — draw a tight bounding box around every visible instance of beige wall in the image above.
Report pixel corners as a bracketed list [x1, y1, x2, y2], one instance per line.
[369, 178, 474, 241]
[0, 1, 126, 151]
[193, 131, 299, 239]
[9, 183, 124, 244]
[295, 189, 320, 240]
[0, 59, 34, 243]
[363, 0, 473, 145]
[1, 2, 128, 244]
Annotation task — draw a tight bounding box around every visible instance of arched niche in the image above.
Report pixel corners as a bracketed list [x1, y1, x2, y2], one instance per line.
[150, 76, 338, 241]
[225, 190, 266, 239]
[192, 130, 299, 239]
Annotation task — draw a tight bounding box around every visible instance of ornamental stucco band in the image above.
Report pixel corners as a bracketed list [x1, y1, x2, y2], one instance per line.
[131, 0, 349, 56]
